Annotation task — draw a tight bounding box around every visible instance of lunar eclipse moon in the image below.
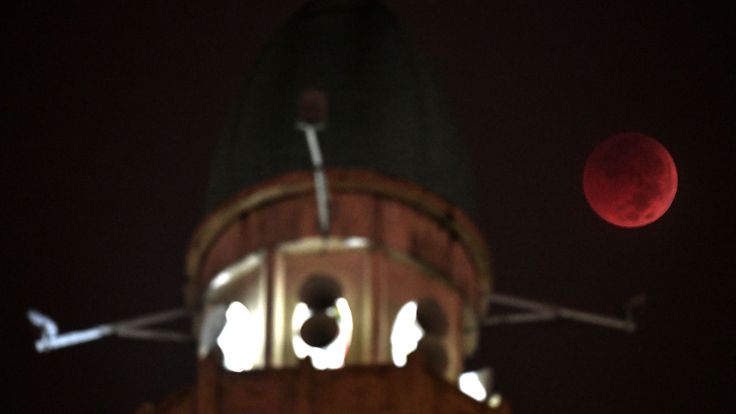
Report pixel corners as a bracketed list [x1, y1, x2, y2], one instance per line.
[583, 132, 678, 228]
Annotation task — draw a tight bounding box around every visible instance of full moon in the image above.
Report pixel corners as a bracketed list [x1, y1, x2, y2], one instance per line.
[583, 132, 677, 228]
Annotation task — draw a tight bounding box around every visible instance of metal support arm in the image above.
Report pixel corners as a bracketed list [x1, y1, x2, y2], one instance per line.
[484, 293, 642, 333]
[27, 308, 192, 353]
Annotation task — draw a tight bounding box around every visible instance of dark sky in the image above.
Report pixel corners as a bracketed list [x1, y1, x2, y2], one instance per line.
[5, 1, 734, 413]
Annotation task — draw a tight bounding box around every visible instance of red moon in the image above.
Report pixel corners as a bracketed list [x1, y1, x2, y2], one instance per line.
[583, 132, 677, 228]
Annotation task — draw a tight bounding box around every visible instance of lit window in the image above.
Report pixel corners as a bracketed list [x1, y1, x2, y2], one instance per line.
[216, 302, 262, 372]
[488, 393, 503, 408]
[390, 301, 424, 367]
[199, 251, 267, 372]
[291, 298, 353, 370]
[458, 371, 487, 401]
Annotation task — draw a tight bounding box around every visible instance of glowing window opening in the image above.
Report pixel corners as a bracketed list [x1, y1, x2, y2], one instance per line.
[216, 302, 263, 372]
[488, 393, 503, 408]
[291, 298, 353, 370]
[458, 371, 488, 402]
[390, 301, 425, 367]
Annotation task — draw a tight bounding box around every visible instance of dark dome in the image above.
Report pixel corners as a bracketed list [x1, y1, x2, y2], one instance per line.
[206, 0, 475, 214]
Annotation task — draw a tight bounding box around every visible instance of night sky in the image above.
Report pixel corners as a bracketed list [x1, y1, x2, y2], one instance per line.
[6, 1, 733, 413]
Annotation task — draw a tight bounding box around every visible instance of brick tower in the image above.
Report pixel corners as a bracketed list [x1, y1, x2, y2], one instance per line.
[138, 1, 509, 412]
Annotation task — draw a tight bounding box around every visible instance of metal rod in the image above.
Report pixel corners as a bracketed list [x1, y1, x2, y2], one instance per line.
[34, 325, 114, 353]
[116, 328, 193, 342]
[112, 308, 190, 330]
[28, 307, 191, 352]
[484, 311, 556, 325]
[486, 293, 636, 332]
[298, 123, 331, 234]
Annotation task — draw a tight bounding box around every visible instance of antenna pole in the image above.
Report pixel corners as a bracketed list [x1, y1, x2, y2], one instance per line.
[296, 89, 330, 235]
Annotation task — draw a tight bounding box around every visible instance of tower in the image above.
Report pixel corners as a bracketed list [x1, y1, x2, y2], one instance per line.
[138, 1, 506, 412]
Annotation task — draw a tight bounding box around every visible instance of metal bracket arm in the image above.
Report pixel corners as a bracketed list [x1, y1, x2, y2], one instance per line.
[484, 293, 642, 333]
[27, 308, 192, 353]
